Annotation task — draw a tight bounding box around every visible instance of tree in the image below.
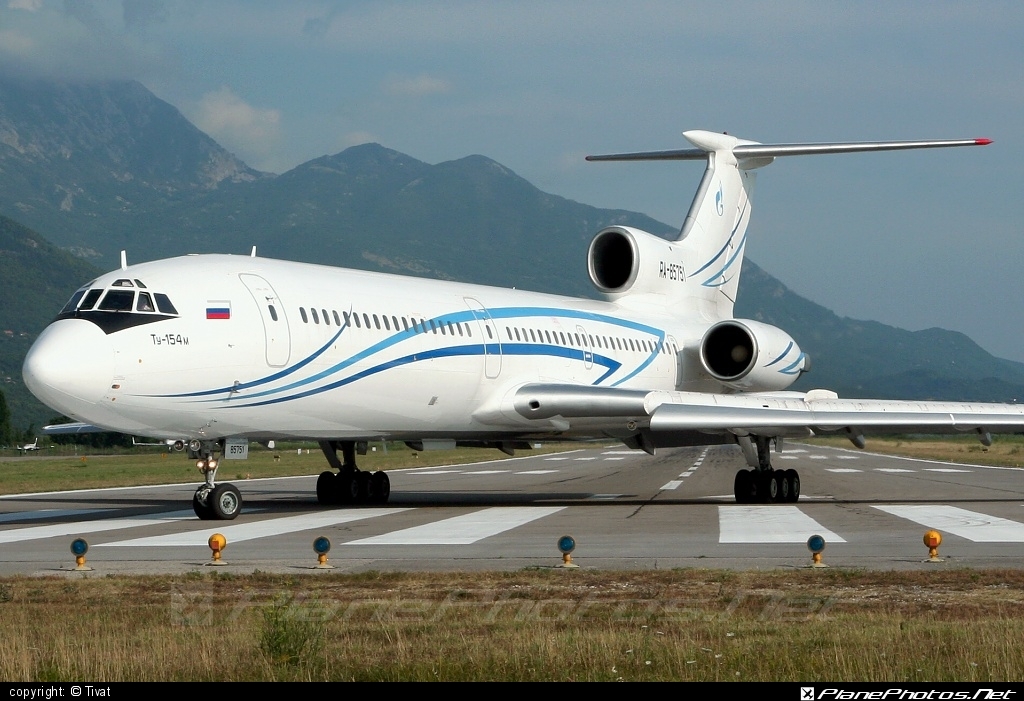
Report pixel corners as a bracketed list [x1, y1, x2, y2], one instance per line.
[0, 389, 11, 446]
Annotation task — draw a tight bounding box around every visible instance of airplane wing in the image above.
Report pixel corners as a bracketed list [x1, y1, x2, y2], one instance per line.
[512, 384, 1024, 446]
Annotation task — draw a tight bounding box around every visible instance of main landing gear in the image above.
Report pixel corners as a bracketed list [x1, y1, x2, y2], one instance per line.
[191, 440, 243, 520]
[733, 436, 800, 504]
[316, 440, 391, 506]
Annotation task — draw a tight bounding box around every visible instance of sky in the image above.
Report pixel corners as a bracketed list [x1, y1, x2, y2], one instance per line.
[2, 1, 1023, 362]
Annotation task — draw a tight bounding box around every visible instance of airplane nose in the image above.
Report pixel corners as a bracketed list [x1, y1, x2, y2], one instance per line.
[22, 319, 115, 418]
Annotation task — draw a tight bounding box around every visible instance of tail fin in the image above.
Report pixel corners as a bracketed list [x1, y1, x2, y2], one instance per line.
[588, 132, 990, 318]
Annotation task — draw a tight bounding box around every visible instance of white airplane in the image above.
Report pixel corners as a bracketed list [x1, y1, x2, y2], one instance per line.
[22, 130, 1024, 521]
[16, 438, 39, 453]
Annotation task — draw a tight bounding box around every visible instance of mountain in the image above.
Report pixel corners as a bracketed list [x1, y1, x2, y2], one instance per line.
[1, 76, 1023, 432]
[0, 76, 267, 261]
[0, 215, 101, 432]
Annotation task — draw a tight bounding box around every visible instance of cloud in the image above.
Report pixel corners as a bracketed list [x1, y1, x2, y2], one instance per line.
[189, 87, 282, 168]
[7, 0, 42, 10]
[383, 74, 452, 97]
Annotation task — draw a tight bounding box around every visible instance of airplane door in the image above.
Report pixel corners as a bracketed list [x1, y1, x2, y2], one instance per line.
[576, 325, 594, 370]
[464, 297, 501, 379]
[240, 273, 291, 367]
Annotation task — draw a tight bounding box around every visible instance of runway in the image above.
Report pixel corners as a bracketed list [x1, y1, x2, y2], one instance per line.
[2, 443, 1023, 575]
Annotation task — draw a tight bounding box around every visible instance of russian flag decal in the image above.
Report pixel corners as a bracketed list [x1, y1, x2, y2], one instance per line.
[206, 301, 231, 320]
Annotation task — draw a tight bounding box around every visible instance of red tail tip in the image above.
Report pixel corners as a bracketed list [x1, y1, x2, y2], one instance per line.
[975, 138, 993, 145]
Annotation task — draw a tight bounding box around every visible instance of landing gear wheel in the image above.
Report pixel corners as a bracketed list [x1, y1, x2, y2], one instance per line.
[316, 471, 337, 506]
[786, 469, 800, 502]
[192, 488, 214, 520]
[762, 472, 779, 503]
[337, 474, 359, 504]
[778, 471, 791, 502]
[734, 469, 751, 504]
[209, 483, 242, 520]
[354, 471, 371, 503]
[370, 471, 391, 504]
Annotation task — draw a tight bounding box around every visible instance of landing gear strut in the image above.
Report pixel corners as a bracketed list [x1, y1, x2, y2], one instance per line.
[191, 440, 243, 520]
[316, 440, 391, 506]
[733, 436, 800, 504]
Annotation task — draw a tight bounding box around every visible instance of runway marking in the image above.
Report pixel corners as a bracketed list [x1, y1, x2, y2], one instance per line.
[464, 470, 509, 475]
[872, 505, 1024, 542]
[785, 449, 808, 454]
[0, 509, 113, 524]
[660, 448, 709, 490]
[412, 470, 459, 475]
[876, 468, 915, 473]
[825, 468, 862, 473]
[602, 451, 638, 455]
[516, 470, 559, 475]
[718, 506, 846, 543]
[0, 510, 194, 545]
[776, 455, 798, 460]
[544, 457, 570, 461]
[345, 506, 565, 545]
[99, 509, 408, 547]
[923, 468, 972, 473]
[604, 457, 625, 461]
[836, 455, 860, 460]
[574, 457, 597, 461]
[661, 480, 683, 490]
[809, 455, 828, 460]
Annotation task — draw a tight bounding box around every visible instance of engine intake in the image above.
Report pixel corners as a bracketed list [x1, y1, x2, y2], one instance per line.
[700, 319, 809, 391]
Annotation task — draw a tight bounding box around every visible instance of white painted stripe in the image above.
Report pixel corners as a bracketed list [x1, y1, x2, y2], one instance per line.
[0, 510, 193, 545]
[825, 468, 862, 473]
[876, 468, 915, 473]
[574, 457, 597, 461]
[924, 468, 972, 473]
[516, 470, 558, 475]
[719, 506, 846, 543]
[776, 455, 798, 460]
[661, 480, 683, 490]
[809, 455, 828, 460]
[602, 451, 639, 455]
[99, 508, 408, 547]
[680, 471, 694, 477]
[346, 507, 565, 545]
[836, 455, 860, 460]
[587, 494, 622, 500]
[603, 457, 625, 461]
[872, 505, 1024, 542]
[785, 449, 808, 454]
[464, 470, 509, 475]
[545, 457, 570, 461]
[413, 470, 460, 475]
[0, 509, 113, 524]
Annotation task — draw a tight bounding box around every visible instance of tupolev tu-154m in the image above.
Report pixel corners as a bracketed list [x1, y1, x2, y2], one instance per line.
[22, 130, 1024, 520]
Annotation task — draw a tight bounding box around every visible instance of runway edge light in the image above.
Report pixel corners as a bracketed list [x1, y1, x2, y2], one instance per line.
[70, 538, 92, 571]
[924, 530, 943, 563]
[557, 534, 579, 568]
[807, 534, 828, 568]
[207, 533, 227, 566]
[313, 535, 334, 569]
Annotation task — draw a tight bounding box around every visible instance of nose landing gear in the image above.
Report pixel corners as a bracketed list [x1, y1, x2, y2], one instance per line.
[191, 440, 243, 520]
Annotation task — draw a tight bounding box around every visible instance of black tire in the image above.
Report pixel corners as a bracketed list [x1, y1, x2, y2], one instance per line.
[763, 472, 779, 503]
[786, 469, 800, 502]
[778, 471, 791, 502]
[192, 489, 214, 520]
[316, 471, 337, 506]
[337, 474, 358, 504]
[371, 471, 391, 504]
[210, 483, 242, 520]
[354, 471, 371, 504]
[733, 470, 751, 503]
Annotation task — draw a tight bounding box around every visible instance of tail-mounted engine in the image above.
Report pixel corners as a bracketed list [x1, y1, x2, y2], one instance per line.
[700, 319, 809, 391]
[588, 226, 686, 299]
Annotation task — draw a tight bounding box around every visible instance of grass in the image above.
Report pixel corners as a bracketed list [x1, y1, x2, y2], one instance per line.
[0, 569, 1022, 681]
[804, 434, 1024, 468]
[0, 441, 581, 495]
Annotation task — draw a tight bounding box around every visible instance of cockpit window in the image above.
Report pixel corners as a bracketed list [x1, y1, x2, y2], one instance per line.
[134, 279, 147, 289]
[154, 294, 178, 315]
[79, 289, 103, 311]
[59, 288, 87, 315]
[112, 279, 134, 288]
[98, 289, 135, 311]
[136, 292, 155, 312]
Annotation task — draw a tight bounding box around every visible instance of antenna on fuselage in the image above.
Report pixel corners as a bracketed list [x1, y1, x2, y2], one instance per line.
[120, 250, 127, 270]
[250, 246, 257, 258]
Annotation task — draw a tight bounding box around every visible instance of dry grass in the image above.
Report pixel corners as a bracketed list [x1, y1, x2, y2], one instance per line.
[1, 569, 1023, 681]
[805, 435, 1024, 468]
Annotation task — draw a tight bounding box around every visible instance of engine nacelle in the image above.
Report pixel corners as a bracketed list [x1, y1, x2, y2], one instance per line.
[700, 319, 809, 391]
[588, 226, 686, 298]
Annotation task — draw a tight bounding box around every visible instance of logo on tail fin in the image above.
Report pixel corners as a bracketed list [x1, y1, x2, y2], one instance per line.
[715, 183, 724, 216]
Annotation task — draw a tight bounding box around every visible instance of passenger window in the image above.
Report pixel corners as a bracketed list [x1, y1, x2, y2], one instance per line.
[269, 305, 279, 322]
[311, 308, 320, 324]
[136, 292, 155, 312]
[353, 313, 361, 328]
[402, 317, 409, 331]
[363, 313, 371, 328]
[392, 316, 399, 331]
[322, 309, 329, 326]
[98, 290, 135, 311]
[373, 314, 381, 330]
[430, 320, 438, 334]
[333, 311, 341, 326]
[154, 294, 178, 315]
[300, 308, 308, 323]
[486, 326, 493, 339]
[383, 316, 391, 331]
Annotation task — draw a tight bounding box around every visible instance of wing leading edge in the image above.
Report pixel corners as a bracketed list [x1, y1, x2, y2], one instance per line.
[513, 384, 1024, 445]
